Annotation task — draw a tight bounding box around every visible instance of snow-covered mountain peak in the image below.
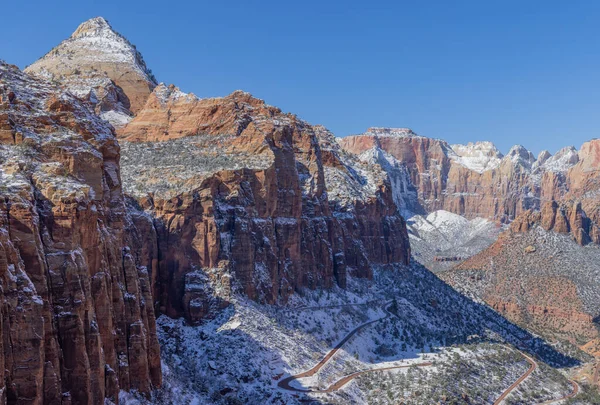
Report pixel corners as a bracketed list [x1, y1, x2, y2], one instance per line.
[25, 17, 158, 126]
[451, 141, 502, 156]
[505, 144, 535, 169]
[28, 16, 153, 78]
[536, 150, 552, 166]
[539, 146, 579, 173]
[449, 141, 503, 173]
[42, 16, 156, 81]
[507, 144, 531, 157]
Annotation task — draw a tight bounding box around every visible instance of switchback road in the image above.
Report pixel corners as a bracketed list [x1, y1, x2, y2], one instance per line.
[278, 301, 431, 393]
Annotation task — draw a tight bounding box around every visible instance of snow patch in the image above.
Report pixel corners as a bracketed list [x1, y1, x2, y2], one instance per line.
[449, 141, 503, 173]
[535, 146, 579, 173]
[100, 110, 132, 128]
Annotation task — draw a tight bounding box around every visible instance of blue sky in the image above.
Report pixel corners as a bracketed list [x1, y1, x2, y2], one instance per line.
[2, 0, 599, 154]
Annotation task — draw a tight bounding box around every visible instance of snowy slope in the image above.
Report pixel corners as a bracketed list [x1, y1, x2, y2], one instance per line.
[449, 141, 503, 173]
[534, 146, 580, 173]
[357, 146, 423, 216]
[317, 128, 388, 210]
[407, 210, 503, 272]
[362, 127, 420, 138]
[28, 17, 155, 81]
[118, 263, 576, 405]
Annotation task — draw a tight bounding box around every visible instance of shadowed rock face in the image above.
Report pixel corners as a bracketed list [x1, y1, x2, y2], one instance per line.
[25, 17, 157, 128]
[119, 88, 411, 322]
[0, 61, 160, 404]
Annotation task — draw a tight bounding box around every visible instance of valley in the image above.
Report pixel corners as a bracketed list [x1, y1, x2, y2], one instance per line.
[0, 15, 598, 405]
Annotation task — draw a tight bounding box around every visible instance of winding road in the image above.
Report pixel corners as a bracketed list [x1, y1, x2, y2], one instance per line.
[277, 300, 580, 403]
[493, 350, 579, 405]
[536, 379, 579, 404]
[493, 351, 537, 405]
[278, 301, 431, 392]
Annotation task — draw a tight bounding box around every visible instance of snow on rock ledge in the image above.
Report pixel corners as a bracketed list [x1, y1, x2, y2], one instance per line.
[449, 141, 503, 173]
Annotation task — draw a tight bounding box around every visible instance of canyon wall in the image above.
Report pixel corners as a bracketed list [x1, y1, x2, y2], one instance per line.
[12, 15, 600, 404]
[340, 127, 599, 245]
[118, 87, 411, 322]
[0, 62, 160, 405]
[444, 140, 600, 354]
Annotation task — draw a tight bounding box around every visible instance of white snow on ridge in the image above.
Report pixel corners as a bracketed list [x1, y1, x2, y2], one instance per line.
[357, 147, 419, 216]
[409, 210, 472, 249]
[406, 210, 502, 271]
[363, 127, 418, 137]
[351, 126, 583, 178]
[505, 145, 536, 169]
[449, 141, 503, 173]
[153, 83, 198, 105]
[60, 17, 154, 79]
[536, 146, 579, 173]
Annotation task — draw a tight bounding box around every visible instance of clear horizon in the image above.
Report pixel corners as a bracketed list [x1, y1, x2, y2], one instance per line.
[2, 0, 599, 155]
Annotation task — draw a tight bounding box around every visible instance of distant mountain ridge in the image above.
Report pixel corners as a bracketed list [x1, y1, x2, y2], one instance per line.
[339, 127, 600, 246]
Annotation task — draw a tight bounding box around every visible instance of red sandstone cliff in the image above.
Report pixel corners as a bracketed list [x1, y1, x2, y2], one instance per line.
[17, 16, 600, 401]
[444, 146, 600, 354]
[340, 127, 599, 246]
[0, 62, 160, 404]
[118, 86, 411, 323]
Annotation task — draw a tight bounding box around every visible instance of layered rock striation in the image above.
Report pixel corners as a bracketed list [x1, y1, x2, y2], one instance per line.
[444, 140, 600, 354]
[0, 61, 160, 404]
[118, 87, 411, 323]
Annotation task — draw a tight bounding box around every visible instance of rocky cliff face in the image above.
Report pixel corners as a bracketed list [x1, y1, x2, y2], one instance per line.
[563, 139, 600, 243]
[12, 19, 413, 403]
[340, 128, 539, 221]
[25, 17, 157, 128]
[118, 87, 410, 323]
[443, 139, 600, 353]
[446, 149, 600, 353]
[511, 200, 598, 245]
[0, 62, 160, 404]
[506, 140, 600, 244]
[339, 127, 599, 246]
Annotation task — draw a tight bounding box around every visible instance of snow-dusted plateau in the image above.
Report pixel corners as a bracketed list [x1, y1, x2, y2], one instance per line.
[0, 16, 599, 405]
